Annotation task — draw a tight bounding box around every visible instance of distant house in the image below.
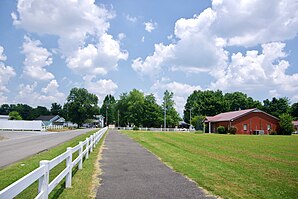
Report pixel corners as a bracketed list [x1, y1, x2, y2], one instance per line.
[0, 115, 9, 120]
[35, 115, 65, 126]
[293, 121, 298, 132]
[204, 108, 279, 134]
[93, 115, 104, 127]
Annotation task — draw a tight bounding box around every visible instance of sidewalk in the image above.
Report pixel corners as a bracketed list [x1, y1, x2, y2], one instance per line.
[96, 130, 216, 199]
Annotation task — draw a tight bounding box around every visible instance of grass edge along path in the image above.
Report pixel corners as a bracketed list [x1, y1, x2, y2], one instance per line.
[57, 130, 108, 199]
[122, 131, 298, 199]
[0, 129, 107, 199]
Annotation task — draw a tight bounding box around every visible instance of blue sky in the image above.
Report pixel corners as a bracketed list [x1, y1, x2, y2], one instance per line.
[0, 0, 298, 115]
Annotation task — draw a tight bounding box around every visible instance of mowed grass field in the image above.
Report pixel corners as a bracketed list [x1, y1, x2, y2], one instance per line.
[122, 131, 298, 199]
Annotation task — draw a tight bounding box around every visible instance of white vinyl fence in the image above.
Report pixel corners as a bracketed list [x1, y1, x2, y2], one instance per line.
[116, 127, 193, 132]
[43, 125, 64, 131]
[0, 127, 108, 199]
[0, 120, 43, 131]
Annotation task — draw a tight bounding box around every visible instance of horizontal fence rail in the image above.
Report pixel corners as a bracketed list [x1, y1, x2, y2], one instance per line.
[0, 127, 108, 199]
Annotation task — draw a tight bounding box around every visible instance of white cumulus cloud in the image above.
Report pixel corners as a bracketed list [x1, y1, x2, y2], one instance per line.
[144, 21, 157, 32]
[211, 42, 298, 102]
[16, 80, 65, 107]
[22, 36, 54, 81]
[83, 75, 118, 104]
[13, 0, 128, 77]
[0, 46, 16, 103]
[151, 78, 201, 115]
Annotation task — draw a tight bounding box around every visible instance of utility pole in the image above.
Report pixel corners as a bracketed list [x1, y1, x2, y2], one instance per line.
[189, 108, 192, 129]
[106, 106, 108, 127]
[118, 109, 119, 127]
[164, 100, 166, 131]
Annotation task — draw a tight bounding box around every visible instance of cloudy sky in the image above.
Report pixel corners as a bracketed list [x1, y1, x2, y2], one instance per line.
[0, 0, 298, 115]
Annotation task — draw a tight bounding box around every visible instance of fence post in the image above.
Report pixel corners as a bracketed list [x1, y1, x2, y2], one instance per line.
[38, 160, 49, 199]
[86, 138, 89, 159]
[90, 135, 93, 152]
[79, 141, 83, 170]
[93, 133, 97, 147]
[66, 147, 73, 188]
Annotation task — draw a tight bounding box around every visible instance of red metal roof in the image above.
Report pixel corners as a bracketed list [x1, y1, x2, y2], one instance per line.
[205, 108, 276, 122]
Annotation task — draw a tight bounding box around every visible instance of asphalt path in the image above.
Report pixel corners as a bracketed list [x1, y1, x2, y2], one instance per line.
[96, 130, 216, 199]
[0, 128, 96, 168]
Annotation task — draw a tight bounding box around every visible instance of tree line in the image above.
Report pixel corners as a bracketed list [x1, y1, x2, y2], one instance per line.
[99, 89, 180, 128]
[0, 88, 297, 129]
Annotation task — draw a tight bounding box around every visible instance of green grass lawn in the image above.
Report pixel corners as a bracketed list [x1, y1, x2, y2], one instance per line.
[122, 131, 298, 199]
[0, 129, 106, 199]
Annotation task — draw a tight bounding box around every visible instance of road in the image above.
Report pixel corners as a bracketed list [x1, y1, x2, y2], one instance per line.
[0, 128, 96, 168]
[96, 130, 216, 199]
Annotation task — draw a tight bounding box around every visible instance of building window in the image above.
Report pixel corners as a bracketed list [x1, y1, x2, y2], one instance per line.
[243, 124, 247, 131]
[267, 124, 271, 130]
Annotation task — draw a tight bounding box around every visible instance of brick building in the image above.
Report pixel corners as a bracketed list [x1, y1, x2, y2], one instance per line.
[204, 108, 279, 134]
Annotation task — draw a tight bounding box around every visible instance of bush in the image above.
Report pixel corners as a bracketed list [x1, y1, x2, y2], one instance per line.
[279, 113, 294, 135]
[270, 131, 277, 135]
[217, 126, 226, 134]
[228, 126, 237, 135]
[133, 126, 139, 131]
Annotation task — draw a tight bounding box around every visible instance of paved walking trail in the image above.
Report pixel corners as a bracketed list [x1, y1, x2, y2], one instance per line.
[96, 130, 216, 199]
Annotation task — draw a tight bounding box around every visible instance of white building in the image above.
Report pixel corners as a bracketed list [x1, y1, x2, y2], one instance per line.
[0, 115, 9, 120]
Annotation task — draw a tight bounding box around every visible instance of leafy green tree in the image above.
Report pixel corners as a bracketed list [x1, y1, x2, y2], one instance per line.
[224, 92, 262, 111]
[0, 104, 11, 115]
[29, 106, 50, 119]
[115, 93, 129, 126]
[143, 94, 163, 127]
[51, 103, 62, 116]
[191, 115, 205, 130]
[162, 90, 180, 128]
[66, 88, 100, 127]
[262, 97, 290, 117]
[126, 89, 145, 127]
[290, 102, 298, 120]
[9, 104, 33, 120]
[8, 111, 22, 120]
[278, 113, 295, 135]
[100, 95, 116, 126]
[184, 90, 226, 122]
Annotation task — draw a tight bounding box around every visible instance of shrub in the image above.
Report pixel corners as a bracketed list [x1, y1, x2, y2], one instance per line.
[228, 126, 237, 135]
[279, 113, 294, 135]
[133, 126, 139, 131]
[270, 131, 277, 135]
[217, 126, 226, 134]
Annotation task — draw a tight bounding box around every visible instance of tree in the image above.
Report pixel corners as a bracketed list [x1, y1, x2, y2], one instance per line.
[262, 97, 290, 117]
[66, 88, 100, 127]
[100, 95, 116, 126]
[29, 106, 50, 119]
[8, 111, 22, 120]
[0, 104, 11, 115]
[126, 89, 145, 127]
[51, 103, 62, 115]
[162, 90, 180, 128]
[9, 104, 33, 120]
[184, 90, 226, 122]
[290, 102, 298, 120]
[191, 115, 205, 130]
[279, 113, 295, 135]
[224, 92, 262, 111]
[143, 94, 163, 127]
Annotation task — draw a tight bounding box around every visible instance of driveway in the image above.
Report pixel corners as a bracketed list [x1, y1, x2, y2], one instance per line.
[0, 128, 96, 168]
